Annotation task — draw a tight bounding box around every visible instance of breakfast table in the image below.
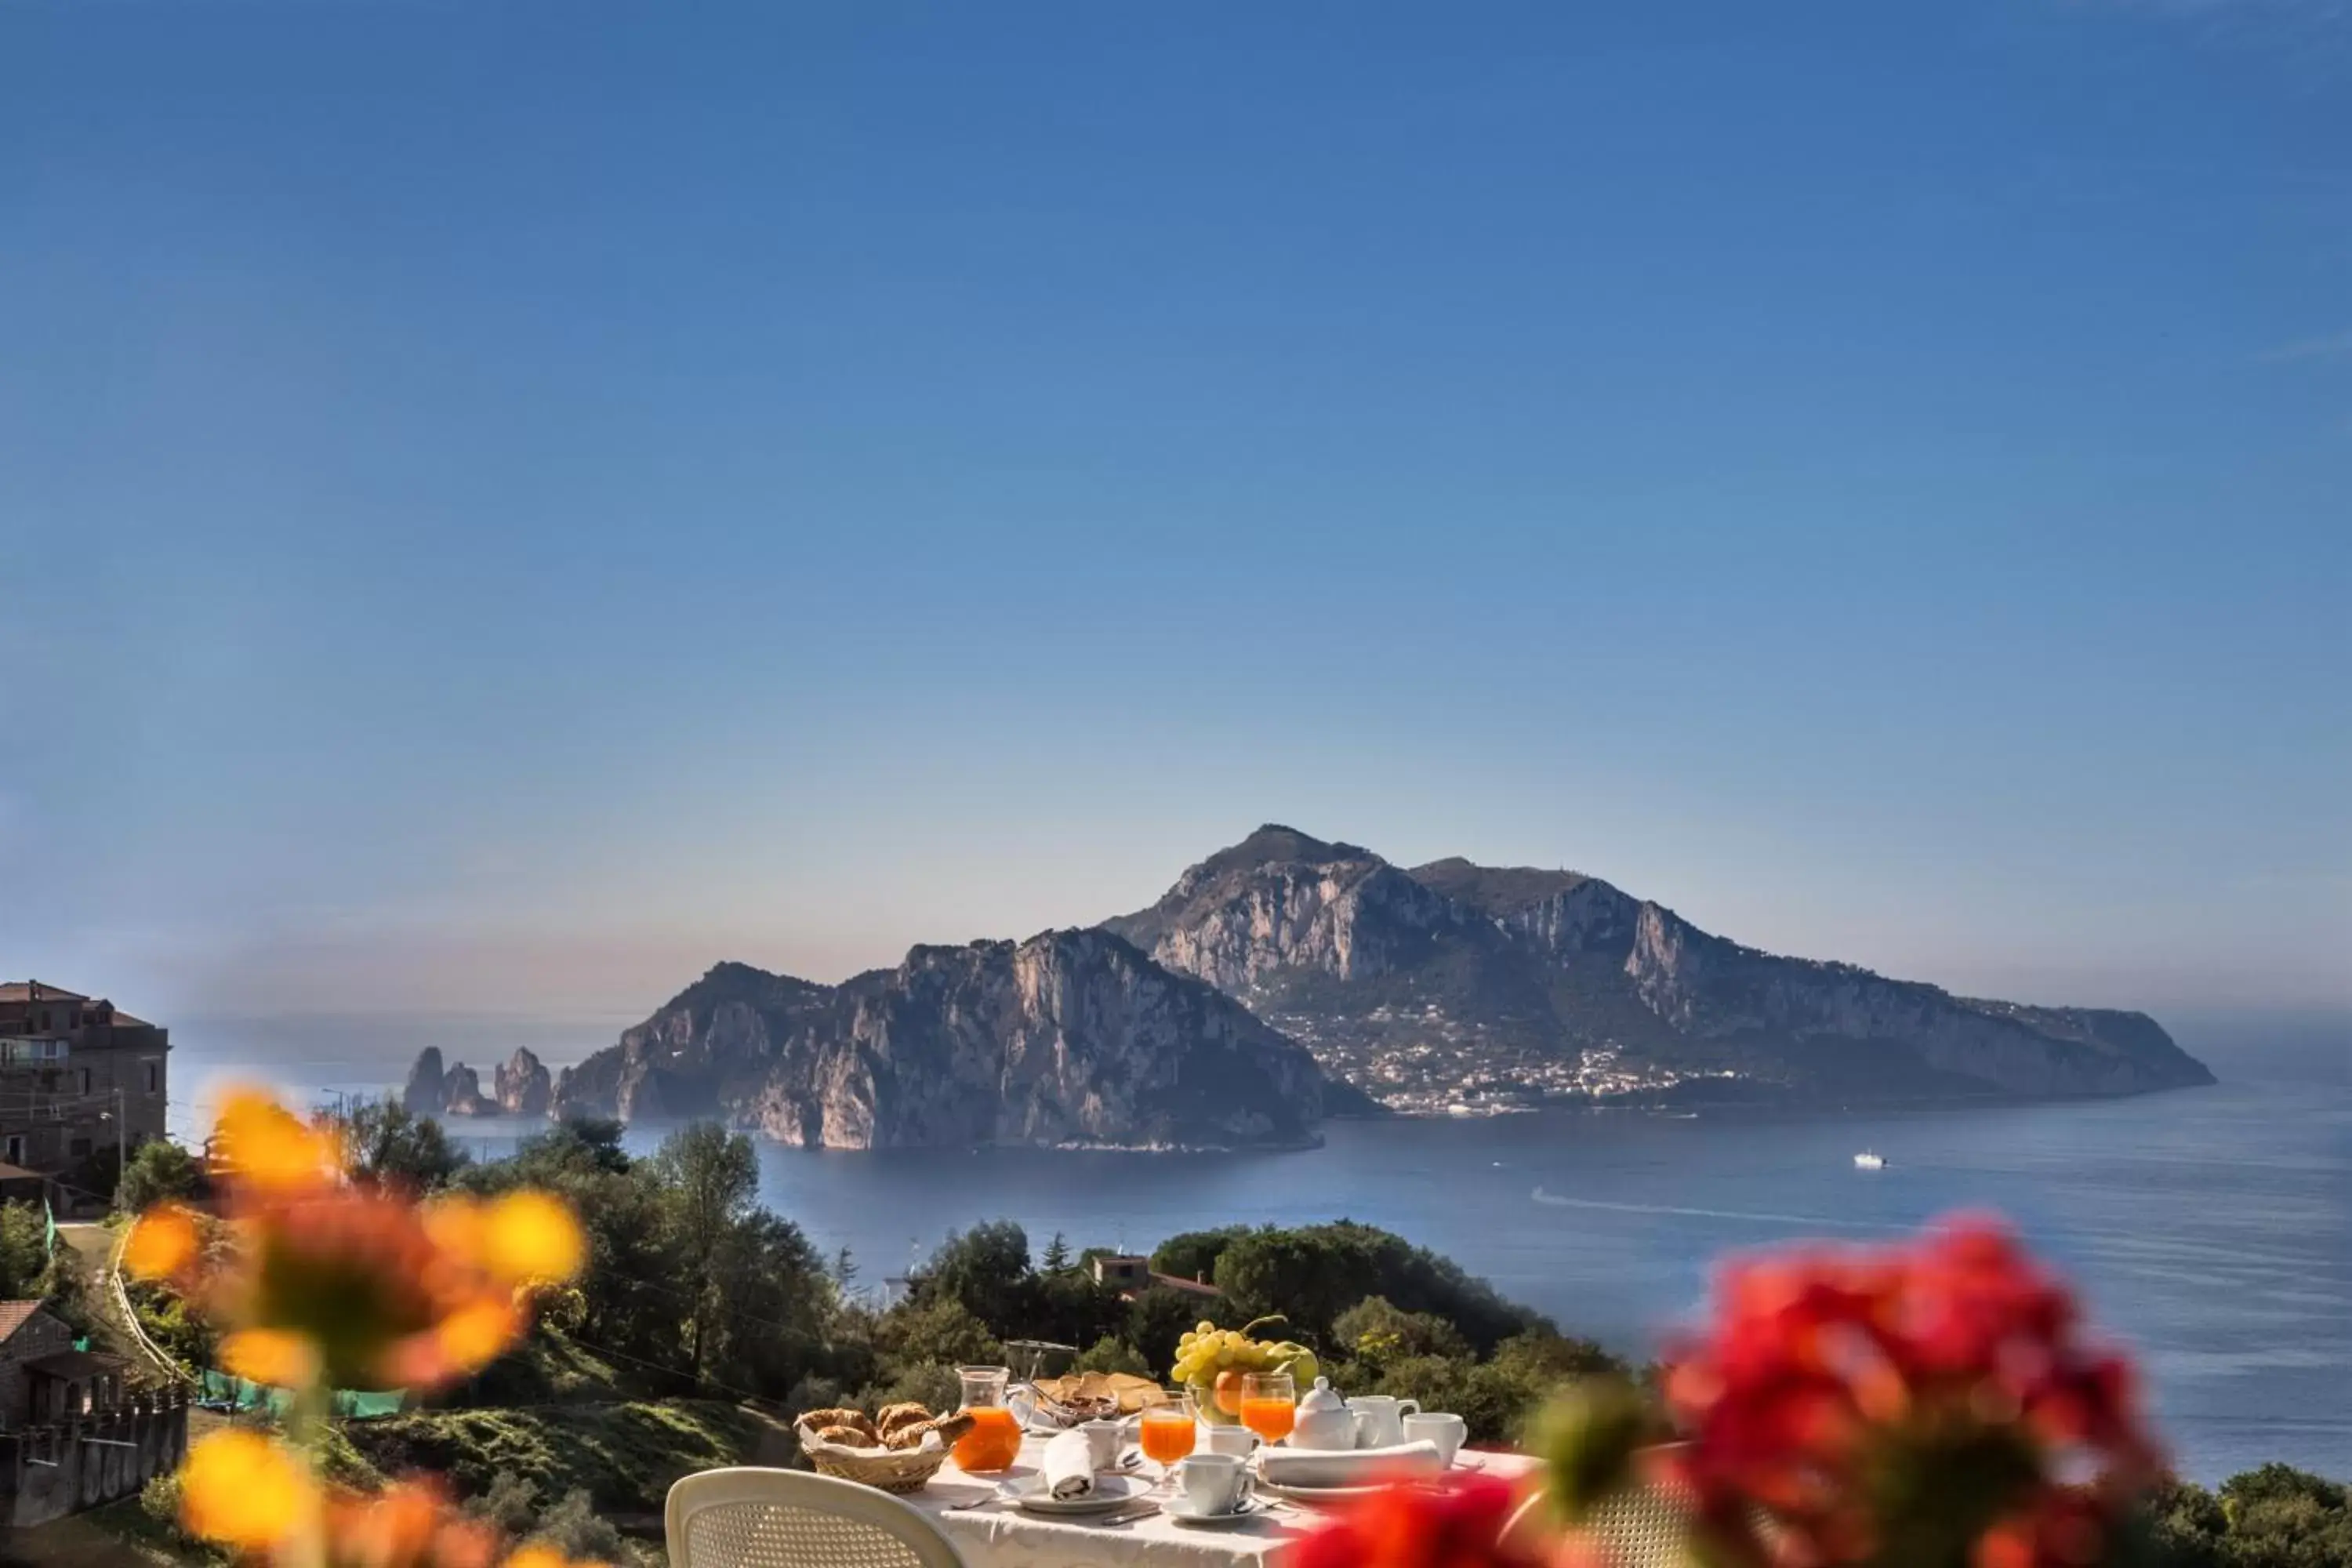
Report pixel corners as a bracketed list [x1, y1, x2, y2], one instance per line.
[906, 1432, 1540, 1568]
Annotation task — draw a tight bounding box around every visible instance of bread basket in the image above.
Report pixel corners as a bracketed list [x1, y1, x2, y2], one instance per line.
[795, 1415, 971, 1494]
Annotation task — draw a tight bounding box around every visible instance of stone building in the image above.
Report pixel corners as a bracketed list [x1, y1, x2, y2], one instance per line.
[0, 982, 170, 1189]
[0, 1300, 182, 1530]
[0, 1302, 125, 1432]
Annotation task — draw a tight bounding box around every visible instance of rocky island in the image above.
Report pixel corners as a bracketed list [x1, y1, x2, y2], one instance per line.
[1105, 826, 2215, 1112]
[437, 823, 2209, 1145]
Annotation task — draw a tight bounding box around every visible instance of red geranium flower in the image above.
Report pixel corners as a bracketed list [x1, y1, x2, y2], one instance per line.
[1657, 1213, 2158, 1568]
[1291, 1474, 1537, 1568]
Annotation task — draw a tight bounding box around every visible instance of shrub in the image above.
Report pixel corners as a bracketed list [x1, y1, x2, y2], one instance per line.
[1073, 1336, 1150, 1376]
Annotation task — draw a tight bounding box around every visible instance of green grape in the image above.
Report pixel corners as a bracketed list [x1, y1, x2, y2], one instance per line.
[1196, 1321, 1215, 1335]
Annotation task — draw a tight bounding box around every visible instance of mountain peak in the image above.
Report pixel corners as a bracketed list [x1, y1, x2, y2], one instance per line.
[1214, 824, 1372, 869]
[1406, 858, 1593, 915]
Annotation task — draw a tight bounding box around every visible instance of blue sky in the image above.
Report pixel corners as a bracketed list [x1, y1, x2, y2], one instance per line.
[4, 0, 2346, 1025]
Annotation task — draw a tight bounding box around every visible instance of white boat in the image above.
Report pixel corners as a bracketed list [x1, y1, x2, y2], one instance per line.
[1853, 1150, 1886, 1170]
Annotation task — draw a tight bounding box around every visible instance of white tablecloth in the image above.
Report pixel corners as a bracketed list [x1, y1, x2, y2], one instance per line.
[905, 1432, 1537, 1568]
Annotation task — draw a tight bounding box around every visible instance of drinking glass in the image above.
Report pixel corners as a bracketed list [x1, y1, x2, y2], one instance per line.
[1136, 1390, 1196, 1494]
[1240, 1370, 1296, 1446]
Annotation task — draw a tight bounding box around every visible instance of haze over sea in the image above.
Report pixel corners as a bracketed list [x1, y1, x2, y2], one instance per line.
[171, 1012, 2347, 1485]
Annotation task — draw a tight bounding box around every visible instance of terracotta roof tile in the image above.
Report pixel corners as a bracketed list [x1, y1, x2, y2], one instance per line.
[0, 983, 91, 1004]
[0, 1301, 49, 1344]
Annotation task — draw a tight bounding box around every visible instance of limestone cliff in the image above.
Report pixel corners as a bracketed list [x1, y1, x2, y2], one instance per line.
[495, 1048, 553, 1116]
[554, 930, 1354, 1149]
[1104, 826, 2213, 1104]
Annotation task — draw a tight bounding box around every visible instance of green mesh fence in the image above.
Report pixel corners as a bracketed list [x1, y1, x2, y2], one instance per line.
[197, 1369, 405, 1420]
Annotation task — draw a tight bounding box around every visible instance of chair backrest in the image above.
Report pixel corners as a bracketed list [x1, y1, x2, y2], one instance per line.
[1501, 1476, 1697, 1568]
[665, 1467, 968, 1568]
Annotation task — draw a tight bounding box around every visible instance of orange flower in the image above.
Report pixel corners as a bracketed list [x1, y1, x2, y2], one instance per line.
[220, 1327, 324, 1388]
[150, 1089, 584, 1392]
[180, 1430, 318, 1552]
[481, 1191, 586, 1286]
[423, 1191, 587, 1288]
[123, 1203, 201, 1282]
[318, 1479, 499, 1568]
[214, 1085, 343, 1193]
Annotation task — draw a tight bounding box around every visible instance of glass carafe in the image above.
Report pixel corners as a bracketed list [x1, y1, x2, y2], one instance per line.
[953, 1364, 1022, 1472]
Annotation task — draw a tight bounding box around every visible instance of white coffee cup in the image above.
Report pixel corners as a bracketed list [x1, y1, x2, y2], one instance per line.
[1203, 1424, 1261, 1458]
[1403, 1411, 1468, 1466]
[1080, 1418, 1127, 1472]
[1177, 1452, 1253, 1514]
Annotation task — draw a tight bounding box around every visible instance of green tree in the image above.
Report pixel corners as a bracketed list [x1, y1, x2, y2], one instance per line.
[1334, 1295, 1473, 1366]
[877, 1297, 1004, 1373]
[1152, 1227, 1250, 1284]
[459, 1122, 677, 1388]
[1127, 1287, 1219, 1377]
[1072, 1336, 1149, 1376]
[115, 1138, 206, 1213]
[0, 1202, 51, 1298]
[1214, 1221, 1541, 1352]
[651, 1123, 761, 1386]
[336, 1098, 471, 1191]
[1041, 1232, 1073, 1272]
[916, 1221, 1036, 1332]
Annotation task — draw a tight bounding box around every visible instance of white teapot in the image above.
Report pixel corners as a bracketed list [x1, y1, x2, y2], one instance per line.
[1287, 1377, 1358, 1450]
[1344, 1393, 1421, 1449]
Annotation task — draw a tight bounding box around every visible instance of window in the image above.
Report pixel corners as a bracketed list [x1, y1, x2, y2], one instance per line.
[4, 1136, 21, 1166]
[145, 1061, 159, 1094]
[68, 1138, 90, 1160]
[78, 1069, 90, 1095]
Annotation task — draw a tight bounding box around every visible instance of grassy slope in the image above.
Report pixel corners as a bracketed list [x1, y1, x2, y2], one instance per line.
[343, 1399, 794, 1513]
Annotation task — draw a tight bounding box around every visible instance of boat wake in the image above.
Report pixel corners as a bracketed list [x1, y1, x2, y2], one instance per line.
[1529, 1188, 1910, 1233]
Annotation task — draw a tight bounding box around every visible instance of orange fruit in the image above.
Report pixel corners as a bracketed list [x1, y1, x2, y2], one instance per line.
[1214, 1369, 1246, 1415]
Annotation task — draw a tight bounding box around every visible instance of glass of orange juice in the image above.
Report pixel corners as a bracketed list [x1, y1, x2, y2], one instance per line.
[1240, 1370, 1296, 1446]
[1136, 1390, 1197, 1493]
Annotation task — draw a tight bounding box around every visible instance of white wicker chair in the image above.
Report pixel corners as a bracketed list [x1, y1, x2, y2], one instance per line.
[1501, 1472, 1697, 1567]
[665, 1467, 969, 1568]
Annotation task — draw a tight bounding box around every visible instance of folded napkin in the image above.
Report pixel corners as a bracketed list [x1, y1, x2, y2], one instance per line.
[1258, 1439, 1443, 1490]
[1040, 1429, 1097, 1501]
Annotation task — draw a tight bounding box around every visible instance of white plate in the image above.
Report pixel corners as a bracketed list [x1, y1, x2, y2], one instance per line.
[1165, 1496, 1274, 1528]
[997, 1473, 1151, 1515]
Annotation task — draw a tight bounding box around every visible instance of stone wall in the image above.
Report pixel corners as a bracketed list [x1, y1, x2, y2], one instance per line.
[0, 1392, 187, 1530]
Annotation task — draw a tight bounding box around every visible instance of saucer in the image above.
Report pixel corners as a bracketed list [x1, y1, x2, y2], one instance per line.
[1165, 1496, 1272, 1527]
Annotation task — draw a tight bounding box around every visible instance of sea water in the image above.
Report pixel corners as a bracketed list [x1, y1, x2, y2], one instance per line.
[169, 1014, 2348, 1483]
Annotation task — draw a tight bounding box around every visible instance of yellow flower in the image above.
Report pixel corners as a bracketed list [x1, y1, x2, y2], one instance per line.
[219, 1327, 321, 1389]
[482, 1190, 586, 1286]
[178, 1429, 317, 1551]
[123, 1203, 201, 1281]
[438, 1294, 522, 1373]
[506, 1545, 606, 1568]
[422, 1193, 491, 1265]
[215, 1086, 342, 1192]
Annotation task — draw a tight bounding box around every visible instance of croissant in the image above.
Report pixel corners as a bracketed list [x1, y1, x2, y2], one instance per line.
[812, 1424, 878, 1449]
[875, 1401, 932, 1434]
[801, 1407, 879, 1439]
[884, 1411, 977, 1450]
